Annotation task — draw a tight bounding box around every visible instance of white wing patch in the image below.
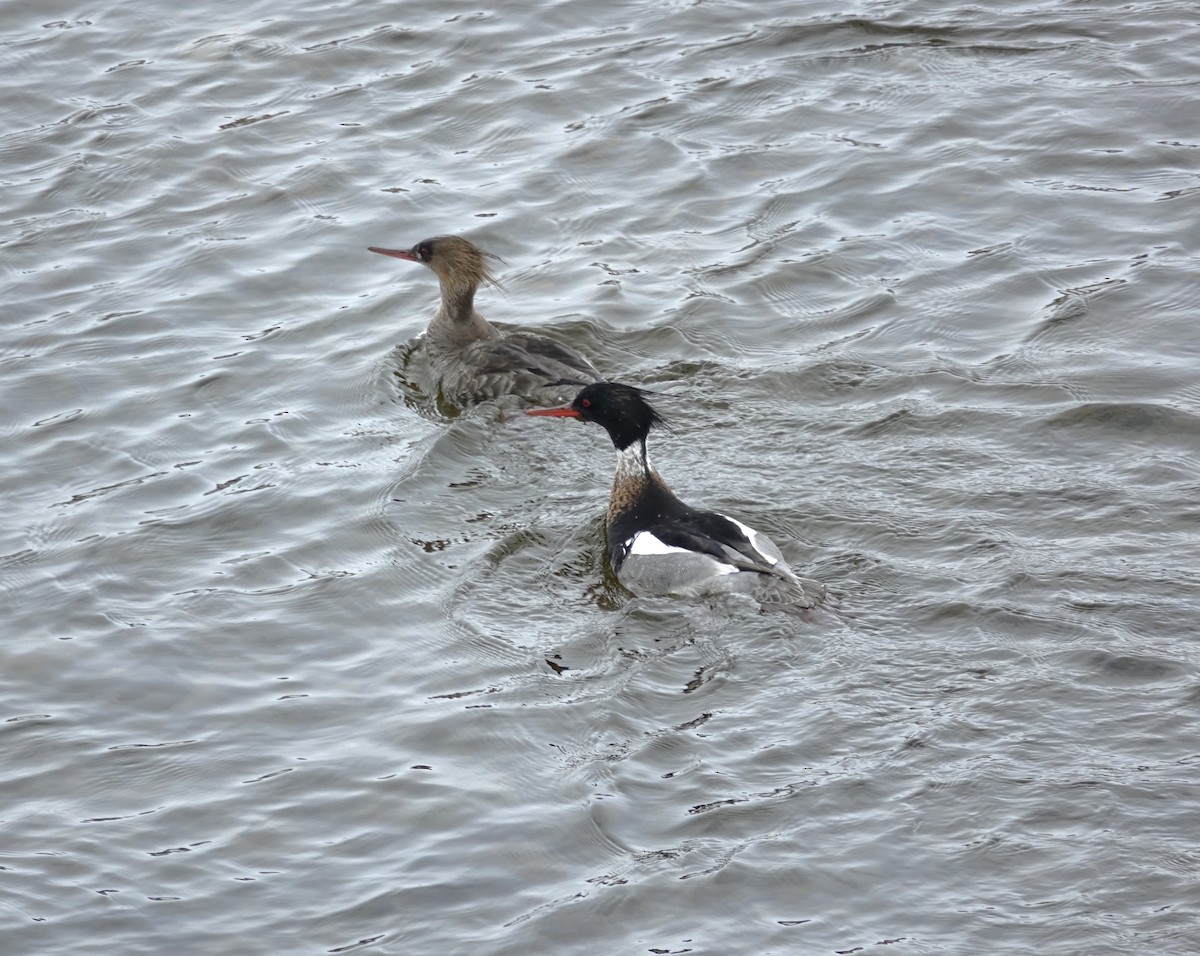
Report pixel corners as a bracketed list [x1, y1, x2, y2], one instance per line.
[724, 517, 778, 565]
[624, 532, 739, 575]
[626, 532, 692, 557]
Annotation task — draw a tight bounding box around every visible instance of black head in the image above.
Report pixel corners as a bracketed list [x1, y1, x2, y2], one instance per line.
[527, 382, 666, 450]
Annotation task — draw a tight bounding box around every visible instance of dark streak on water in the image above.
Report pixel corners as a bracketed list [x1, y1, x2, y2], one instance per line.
[2, 1, 1200, 954]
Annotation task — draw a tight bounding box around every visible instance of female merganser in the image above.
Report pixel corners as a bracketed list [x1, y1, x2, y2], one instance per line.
[369, 235, 601, 406]
[528, 382, 826, 611]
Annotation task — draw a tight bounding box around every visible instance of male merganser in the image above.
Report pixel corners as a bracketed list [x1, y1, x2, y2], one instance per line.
[528, 382, 826, 611]
[369, 235, 601, 406]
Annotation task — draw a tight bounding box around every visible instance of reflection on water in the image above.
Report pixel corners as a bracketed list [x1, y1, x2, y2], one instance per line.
[3, 1, 1200, 953]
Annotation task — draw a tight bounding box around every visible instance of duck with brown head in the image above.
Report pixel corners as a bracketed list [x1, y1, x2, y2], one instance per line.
[369, 235, 601, 406]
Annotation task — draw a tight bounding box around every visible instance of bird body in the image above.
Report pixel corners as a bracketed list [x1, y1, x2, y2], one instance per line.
[369, 236, 600, 405]
[528, 383, 825, 611]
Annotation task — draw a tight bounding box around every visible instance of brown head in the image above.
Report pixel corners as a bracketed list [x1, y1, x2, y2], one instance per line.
[368, 235, 502, 293]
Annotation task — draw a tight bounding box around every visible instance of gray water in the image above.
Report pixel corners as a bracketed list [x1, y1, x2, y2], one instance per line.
[3, 1, 1199, 953]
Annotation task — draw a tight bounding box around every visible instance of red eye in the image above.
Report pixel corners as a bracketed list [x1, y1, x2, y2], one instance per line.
[581, 398, 591, 408]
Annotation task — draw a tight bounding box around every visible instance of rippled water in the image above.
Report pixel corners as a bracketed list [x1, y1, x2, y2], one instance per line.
[4, 1, 1199, 953]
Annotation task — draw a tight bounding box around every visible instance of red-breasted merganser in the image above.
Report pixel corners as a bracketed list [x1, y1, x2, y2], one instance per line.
[528, 382, 826, 611]
[368, 235, 601, 406]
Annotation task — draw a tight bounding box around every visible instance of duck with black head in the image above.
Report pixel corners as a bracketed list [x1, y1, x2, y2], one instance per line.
[528, 382, 826, 612]
[369, 235, 601, 406]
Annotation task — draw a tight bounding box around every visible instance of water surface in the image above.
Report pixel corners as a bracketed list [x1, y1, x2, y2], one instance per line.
[3, 1, 1199, 953]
